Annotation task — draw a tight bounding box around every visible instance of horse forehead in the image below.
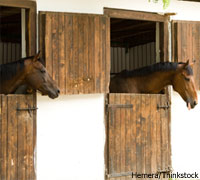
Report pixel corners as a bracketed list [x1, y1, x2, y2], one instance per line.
[33, 61, 44, 69]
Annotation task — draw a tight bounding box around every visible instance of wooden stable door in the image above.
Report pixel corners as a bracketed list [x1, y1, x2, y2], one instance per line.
[106, 93, 171, 179]
[0, 94, 36, 180]
[39, 12, 110, 95]
[172, 20, 200, 90]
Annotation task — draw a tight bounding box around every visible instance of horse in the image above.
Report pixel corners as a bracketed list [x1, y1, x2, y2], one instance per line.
[0, 52, 60, 99]
[109, 61, 198, 110]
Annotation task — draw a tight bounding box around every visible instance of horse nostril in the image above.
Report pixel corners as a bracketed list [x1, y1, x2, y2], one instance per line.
[194, 101, 197, 106]
[57, 89, 60, 94]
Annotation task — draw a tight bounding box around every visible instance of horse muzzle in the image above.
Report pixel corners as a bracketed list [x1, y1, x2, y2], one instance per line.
[187, 100, 198, 110]
[48, 89, 60, 99]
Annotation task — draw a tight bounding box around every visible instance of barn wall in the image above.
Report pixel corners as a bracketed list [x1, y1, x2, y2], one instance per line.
[37, 94, 105, 180]
[0, 42, 21, 64]
[111, 42, 156, 73]
[36, 0, 200, 179]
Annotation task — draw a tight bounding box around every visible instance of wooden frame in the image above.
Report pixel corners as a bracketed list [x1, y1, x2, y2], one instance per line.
[104, 8, 171, 179]
[0, 0, 36, 56]
[104, 7, 169, 62]
[0, 1, 37, 179]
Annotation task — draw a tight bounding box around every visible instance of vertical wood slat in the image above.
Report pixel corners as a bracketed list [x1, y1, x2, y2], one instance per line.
[41, 12, 110, 94]
[1, 95, 8, 180]
[7, 96, 18, 180]
[107, 94, 171, 180]
[172, 21, 200, 90]
[0, 94, 36, 180]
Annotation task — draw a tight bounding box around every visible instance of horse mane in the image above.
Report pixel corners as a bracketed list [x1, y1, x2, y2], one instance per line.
[119, 62, 193, 77]
[0, 56, 34, 81]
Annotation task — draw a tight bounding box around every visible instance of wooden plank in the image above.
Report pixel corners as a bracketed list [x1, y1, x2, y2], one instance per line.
[105, 17, 110, 93]
[64, 14, 73, 94]
[58, 13, 66, 94]
[45, 14, 53, 76]
[156, 95, 162, 171]
[52, 13, 59, 85]
[77, 15, 84, 93]
[136, 94, 142, 174]
[104, 8, 167, 22]
[1, 95, 7, 180]
[94, 16, 100, 93]
[17, 95, 27, 180]
[120, 95, 126, 180]
[82, 15, 89, 94]
[101, 17, 106, 93]
[125, 95, 131, 175]
[72, 15, 79, 94]
[192, 23, 200, 90]
[108, 94, 116, 174]
[130, 95, 137, 180]
[25, 95, 35, 180]
[145, 94, 151, 174]
[88, 16, 95, 93]
[160, 95, 168, 171]
[141, 95, 146, 174]
[7, 95, 18, 180]
[150, 95, 158, 175]
[115, 94, 121, 174]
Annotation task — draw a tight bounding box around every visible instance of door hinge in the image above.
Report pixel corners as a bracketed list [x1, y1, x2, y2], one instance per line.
[17, 104, 38, 117]
[107, 171, 133, 178]
[157, 166, 173, 174]
[106, 104, 133, 110]
[157, 102, 170, 110]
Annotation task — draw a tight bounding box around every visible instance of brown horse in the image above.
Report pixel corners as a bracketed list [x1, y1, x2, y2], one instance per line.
[110, 61, 198, 109]
[0, 52, 60, 99]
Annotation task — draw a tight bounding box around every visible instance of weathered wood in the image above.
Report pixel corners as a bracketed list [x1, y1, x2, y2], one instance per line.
[7, 95, 18, 180]
[40, 12, 110, 94]
[58, 13, 66, 94]
[104, 8, 167, 22]
[0, 94, 36, 180]
[107, 94, 171, 180]
[172, 20, 200, 90]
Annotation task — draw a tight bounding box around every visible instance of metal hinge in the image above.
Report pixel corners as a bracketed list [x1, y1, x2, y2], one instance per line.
[106, 104, 133, 125]
[107, 171, 133, 178]
[157, 166, 173, 174]
[17, 104, 38, 117]
[107, 104, 133, 109]
[157, 102, 170, 110]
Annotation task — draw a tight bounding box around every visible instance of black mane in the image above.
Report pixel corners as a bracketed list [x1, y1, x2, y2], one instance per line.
[0, 56, 34, 82]
[118, 62, 193, 77]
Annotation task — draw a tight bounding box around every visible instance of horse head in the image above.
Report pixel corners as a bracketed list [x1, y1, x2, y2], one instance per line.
[24, 52, 60, 99]
[172, 60, 198, 110]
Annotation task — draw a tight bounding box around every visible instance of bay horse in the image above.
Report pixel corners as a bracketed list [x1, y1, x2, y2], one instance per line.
[110, 61, 198, 109]
[0, 52, 60, 99]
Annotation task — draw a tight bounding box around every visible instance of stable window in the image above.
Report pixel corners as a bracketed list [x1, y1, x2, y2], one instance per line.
[0, 1, 36, 180]
[0, 6, 23, 64]
[104, 8, 171, 180]
[110, 18, 158, 73]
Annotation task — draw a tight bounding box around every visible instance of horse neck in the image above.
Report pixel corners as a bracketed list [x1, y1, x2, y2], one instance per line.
[140, 70, 175, 93]
[0, 64, 27, 94]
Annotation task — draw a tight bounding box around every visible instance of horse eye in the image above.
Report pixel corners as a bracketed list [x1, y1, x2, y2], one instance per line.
[184, 77, 190, 81]
[41, 70, 46, 73]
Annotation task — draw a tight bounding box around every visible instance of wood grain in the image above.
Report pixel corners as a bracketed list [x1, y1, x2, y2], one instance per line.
[40, 12, 110, 94]
[107, 94, 171, 180]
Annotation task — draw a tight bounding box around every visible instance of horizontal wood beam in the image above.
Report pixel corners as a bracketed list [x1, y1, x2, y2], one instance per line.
[104, 8, 168, 22]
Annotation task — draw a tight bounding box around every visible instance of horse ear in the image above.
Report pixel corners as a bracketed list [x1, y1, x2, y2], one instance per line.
[182, 60, 189, 69]
[33, 51, 40, 62]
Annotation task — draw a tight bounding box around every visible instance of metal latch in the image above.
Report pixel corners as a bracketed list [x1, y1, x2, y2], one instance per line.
[17, 104, 38, 117]
[157, 102, 170, 110]
[107, 171, 133, 178]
